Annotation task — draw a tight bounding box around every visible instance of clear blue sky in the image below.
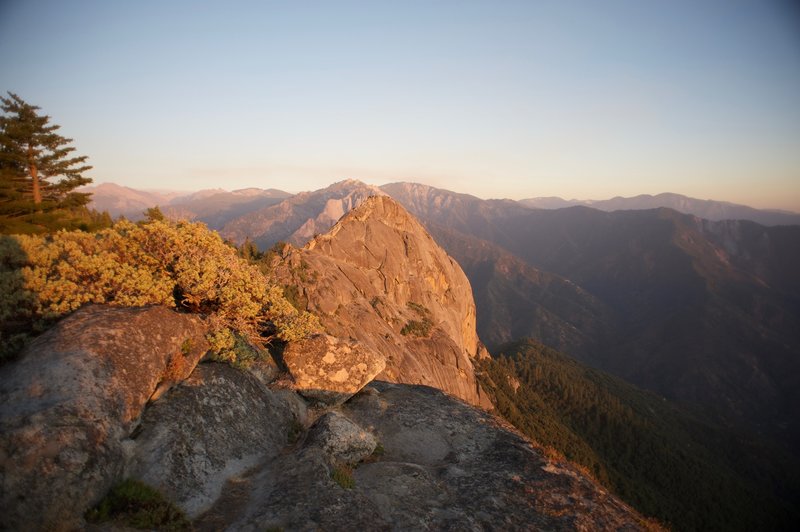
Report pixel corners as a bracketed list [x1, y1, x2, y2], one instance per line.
[2, 0, 799, 210]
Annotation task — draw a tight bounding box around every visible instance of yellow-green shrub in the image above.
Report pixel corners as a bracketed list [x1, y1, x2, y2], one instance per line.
[0, 219, 320, 360]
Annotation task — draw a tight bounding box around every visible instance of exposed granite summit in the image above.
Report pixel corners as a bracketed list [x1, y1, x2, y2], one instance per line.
[195, 381, 646, 531]
[274, 195, 492, 408]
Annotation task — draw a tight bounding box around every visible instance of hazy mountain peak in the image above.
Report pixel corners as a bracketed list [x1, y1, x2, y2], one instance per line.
[322, 178, 385, 196]
[230, 187, 289, 197]
[82, 183, 182, 220]
[221, 180, 386, 248]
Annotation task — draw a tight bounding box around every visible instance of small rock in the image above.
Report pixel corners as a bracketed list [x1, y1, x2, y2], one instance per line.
[305, 411, 377, 464]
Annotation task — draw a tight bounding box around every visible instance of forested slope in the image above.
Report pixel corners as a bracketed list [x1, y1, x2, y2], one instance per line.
[478, 339, 800, 531]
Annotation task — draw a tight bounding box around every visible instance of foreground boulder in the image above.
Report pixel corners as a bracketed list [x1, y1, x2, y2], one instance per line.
[305, 411, 377, 464]
[0, 305, 209, 531]
[126, 363, 297, 518]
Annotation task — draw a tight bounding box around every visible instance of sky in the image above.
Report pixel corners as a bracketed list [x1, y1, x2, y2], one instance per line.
[1, 1, 799, 211]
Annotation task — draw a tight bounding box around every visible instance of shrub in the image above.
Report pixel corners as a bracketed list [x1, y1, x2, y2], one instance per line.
[407, 301, 429, 316]
[206, 327, 267, 368]
[0, 219, 320, 361]
[400, 301, 433, 337]
[287, 418, 305, 444]
[372, 442, 385, 456]
[400, 319, 432, 337]
[331, 464, 355, 489]
[85, 478, 190, 530]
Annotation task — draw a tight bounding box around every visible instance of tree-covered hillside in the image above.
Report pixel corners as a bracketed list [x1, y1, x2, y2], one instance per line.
[479, 339, 800, 531]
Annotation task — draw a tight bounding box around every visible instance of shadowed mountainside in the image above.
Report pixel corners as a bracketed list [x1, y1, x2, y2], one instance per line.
[479, 339, 800, 531]
[424, 223, 617, 355]
[384, 183, 800, 452]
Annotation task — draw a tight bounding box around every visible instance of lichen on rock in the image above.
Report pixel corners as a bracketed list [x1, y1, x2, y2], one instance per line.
[281, 333, 385, 406]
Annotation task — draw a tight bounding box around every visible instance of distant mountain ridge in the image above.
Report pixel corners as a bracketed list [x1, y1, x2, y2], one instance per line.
[86, 181, 800, 227]
[83, 183, 291, 228]
[387, 184, 800, 454]
[84, 179, 800, 448]
[220, 180, 385, 248]
[521, 192, 800, 226]
[82, 183, 182, 220]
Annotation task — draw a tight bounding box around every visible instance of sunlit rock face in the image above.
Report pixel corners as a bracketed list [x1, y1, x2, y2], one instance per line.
[274, 195, 491, 408]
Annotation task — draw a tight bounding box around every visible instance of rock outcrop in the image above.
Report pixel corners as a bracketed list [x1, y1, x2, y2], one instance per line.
[305, 411, 377, 464]
[274, 195, 492, 408]
[0, 305, 647, 531]
[0, 305, 209, 531]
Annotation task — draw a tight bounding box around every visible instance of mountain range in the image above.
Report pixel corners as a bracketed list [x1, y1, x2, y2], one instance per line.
[6, 178, 800, 529]
[87, 182, 800, 228]
[83, 182, 291, 228]
[87, 179, 800, 452]
[520, 192, 800, 226]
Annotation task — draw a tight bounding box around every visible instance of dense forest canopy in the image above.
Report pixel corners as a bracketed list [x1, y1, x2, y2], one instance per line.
[478, 339, 800, 530]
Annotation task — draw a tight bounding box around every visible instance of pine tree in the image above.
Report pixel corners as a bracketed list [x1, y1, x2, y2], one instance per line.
[0, 92, 93, 233]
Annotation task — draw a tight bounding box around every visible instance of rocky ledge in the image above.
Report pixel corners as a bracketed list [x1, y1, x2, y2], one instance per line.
[0, 305, 647, 531]
[196, 380, 646, 531]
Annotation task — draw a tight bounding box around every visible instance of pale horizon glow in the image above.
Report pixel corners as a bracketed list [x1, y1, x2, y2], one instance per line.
[1, 1, 799, 211]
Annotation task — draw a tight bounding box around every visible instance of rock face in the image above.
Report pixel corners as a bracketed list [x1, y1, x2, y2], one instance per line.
[274, 195, 492, 408]
[126, 363, 296, 518]
[196, 381, 646, 531]
[0, 305, 209, 531]
[281, 333, 386, 405]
